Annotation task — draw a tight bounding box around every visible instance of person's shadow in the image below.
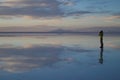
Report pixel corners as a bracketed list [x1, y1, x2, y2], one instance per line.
[99, 47, 104, 64]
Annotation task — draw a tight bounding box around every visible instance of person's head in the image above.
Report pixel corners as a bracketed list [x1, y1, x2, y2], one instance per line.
[100, 30, 103, 33]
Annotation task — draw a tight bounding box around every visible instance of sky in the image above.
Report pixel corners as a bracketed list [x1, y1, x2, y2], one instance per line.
[0, 0, 120, 32]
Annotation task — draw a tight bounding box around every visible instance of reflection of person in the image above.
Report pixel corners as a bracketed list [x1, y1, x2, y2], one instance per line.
[99, 48, 103, 64]
[99, 30, 104, 48]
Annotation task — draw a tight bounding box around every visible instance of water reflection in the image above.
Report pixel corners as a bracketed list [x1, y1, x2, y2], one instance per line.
[99, 47, 104, 64]
[0, 45, 62, 72]
[0, 34, 120, 80]
[0, 33, 118, 73]
[0, 44, 92, 73]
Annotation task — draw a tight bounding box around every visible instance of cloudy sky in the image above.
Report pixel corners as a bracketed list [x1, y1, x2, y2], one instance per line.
[0, 0, 120, 32]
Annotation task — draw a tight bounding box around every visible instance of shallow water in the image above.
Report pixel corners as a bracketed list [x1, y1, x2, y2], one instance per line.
[0, 34, 120, 80]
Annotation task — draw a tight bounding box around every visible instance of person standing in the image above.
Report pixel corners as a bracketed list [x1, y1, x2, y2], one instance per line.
[99, 30, 104, 48]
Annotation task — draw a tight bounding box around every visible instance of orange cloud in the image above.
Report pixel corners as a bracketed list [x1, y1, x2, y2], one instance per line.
[104, 16, 120, 22]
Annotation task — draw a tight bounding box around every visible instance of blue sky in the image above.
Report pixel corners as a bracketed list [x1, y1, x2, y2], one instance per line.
[0, 0, 120, 32]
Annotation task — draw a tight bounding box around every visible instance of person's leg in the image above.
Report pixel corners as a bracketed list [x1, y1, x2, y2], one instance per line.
[100, 37, 103, 48]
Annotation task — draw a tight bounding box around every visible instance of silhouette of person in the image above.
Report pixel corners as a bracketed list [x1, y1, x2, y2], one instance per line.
[99, 30, 104, 48]
[99, 47, 103, 64]
[98, 30, 104, 64]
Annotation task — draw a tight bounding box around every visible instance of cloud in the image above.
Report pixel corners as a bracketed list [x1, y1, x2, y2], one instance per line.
[1, 0, 60, 7]
[0, 0, 102, 19]
[104, 15, 120, 21]
[79, 26, 120, 33]
[66, 11, 94, 16]
[0, 25, 57, 32]
[0, 0, 64, 18]
[0, 0, 119, 20]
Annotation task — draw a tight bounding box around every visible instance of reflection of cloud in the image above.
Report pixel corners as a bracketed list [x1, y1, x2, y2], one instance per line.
[0, 44, 92, 73]
[63, 57, 74, 63]
[0, 45, 62, 72]
[0, 56, 59, 72]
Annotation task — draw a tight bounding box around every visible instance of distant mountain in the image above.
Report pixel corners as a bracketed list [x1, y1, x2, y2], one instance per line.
[49, 29, 75, 33]
[0, 26, 120, 33]
[49, 29, 89, 33]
